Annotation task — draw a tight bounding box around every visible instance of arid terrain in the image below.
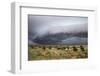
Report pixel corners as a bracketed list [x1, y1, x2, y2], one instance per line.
[28, 45, 88, 60]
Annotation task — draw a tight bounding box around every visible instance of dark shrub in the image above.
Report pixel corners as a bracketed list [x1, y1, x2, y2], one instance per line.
[73, 46, 77, 51]
[80, 46, 85, 51]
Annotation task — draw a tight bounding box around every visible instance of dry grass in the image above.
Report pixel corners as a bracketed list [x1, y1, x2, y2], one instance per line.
[28, 45, 88, 61]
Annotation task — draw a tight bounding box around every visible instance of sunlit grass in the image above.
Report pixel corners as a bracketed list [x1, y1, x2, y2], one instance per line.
[28, 45, 88, 61]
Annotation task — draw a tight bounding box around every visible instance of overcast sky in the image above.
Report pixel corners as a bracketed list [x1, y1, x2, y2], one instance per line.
[28, 15, 88, 45]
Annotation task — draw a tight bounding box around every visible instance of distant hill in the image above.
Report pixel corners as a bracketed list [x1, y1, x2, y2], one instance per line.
[33, 32, 87, 45]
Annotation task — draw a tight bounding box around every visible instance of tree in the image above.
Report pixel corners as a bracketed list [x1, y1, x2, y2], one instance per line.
[80, 46, 85, 51]
[73, 46, 77, 51]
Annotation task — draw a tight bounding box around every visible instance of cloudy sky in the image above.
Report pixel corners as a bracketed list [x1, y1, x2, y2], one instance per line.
[28, 15, 88, 45]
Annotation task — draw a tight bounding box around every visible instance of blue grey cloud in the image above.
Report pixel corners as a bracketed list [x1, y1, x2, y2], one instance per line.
[28, 15, 88, 45]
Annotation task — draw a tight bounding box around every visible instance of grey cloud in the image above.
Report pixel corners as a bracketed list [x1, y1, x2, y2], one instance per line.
[28, 15, 88, 45]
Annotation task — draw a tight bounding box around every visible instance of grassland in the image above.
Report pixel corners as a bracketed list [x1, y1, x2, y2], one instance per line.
[28, 45, 88, 61]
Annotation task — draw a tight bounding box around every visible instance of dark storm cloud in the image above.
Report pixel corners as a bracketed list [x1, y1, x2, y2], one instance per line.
[28, 15, 88, 45]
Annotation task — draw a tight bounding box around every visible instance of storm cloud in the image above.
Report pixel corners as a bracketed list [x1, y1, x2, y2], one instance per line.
[28, 15, 88, 45]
